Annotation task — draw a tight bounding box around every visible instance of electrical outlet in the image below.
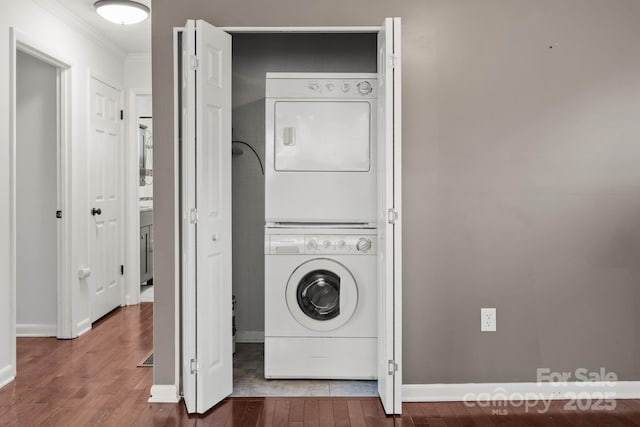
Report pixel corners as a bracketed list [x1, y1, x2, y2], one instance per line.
[481, 308, 496, 332]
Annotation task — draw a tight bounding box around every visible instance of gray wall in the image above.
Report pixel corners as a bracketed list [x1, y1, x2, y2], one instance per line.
[152, 0, 640, 385]
[16, 52, 58, 334]
[231, 34, 376, 337]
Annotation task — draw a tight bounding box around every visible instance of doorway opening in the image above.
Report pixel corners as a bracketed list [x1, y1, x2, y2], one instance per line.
[15, 51, 59, 337]
[9, 28, 74, 359]
[176, 19, 401, 415]
[137, 95, 154, 303]
[230, 32, 378, 398]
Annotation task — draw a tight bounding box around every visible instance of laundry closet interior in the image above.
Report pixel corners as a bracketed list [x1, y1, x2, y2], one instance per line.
[178, 19, 401, 415]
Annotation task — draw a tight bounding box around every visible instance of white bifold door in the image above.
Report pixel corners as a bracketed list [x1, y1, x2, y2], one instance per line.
[180, 18, 401, 415]
[376, 17, 402, 415]
[181, 19, 233, 414]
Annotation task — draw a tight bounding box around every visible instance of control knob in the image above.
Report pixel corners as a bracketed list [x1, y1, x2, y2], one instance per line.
[323, 240, 332, 249]
[337, 240, 346, 249]
[307, 82, 320, 91]
[356, 238, 372, 252]
[357, 81, 373, 95]
[307, 239, 318, 250]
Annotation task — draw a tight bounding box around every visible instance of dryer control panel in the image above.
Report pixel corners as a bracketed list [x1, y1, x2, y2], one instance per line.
[266, 234, 376, 255]
[266, 73, 377, 99]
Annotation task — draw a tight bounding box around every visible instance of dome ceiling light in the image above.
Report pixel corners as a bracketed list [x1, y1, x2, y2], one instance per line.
[94, 0, 150, 25]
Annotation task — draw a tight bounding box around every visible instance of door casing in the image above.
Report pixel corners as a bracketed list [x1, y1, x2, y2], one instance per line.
[170, 23, 402, 414]
[8, 28, 73, 382]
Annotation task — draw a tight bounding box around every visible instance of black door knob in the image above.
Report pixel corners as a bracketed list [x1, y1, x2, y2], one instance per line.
[91, 208, 102, 216]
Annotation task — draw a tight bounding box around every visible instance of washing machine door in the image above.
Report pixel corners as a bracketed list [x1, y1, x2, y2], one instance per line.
[286, 258, 358, 332]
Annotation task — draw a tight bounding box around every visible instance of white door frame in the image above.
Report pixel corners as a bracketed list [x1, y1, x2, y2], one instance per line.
[9, 25, 74, 357]
[169, 24, 402, 409]
[125, 88, 153, 306]
[87, 72, 126, 322]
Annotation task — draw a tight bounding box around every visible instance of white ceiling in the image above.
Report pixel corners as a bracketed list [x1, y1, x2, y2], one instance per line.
[52, 0, 151, 54]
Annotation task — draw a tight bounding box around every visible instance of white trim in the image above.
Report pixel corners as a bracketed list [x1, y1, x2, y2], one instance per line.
[16, 324, 58, 337]
[402, 382, 640, 402]
[140, 286, 154, 302]
[76, 318, 92, 336]
[173, 26, 184, 393]
[149, 384, 181, 403]
[236, 330, 264, 343]
[220, 26, 381, 33]
[0, 365, 15, 389]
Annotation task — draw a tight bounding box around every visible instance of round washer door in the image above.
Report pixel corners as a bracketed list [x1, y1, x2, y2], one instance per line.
[286, 258, 358, 332]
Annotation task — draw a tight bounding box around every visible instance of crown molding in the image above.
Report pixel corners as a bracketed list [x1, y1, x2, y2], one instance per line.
[32, 0, 127, 59]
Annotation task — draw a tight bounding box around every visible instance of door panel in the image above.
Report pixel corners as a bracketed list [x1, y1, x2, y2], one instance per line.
[377, 17, 402, 415]
[181, 19, 233, 414]
[195, 19, 233, 413]
[90, 77, 122, 322]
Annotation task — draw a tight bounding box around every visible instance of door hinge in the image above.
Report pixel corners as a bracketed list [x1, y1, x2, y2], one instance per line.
[120, 110, 124, 120]
[190, 358, 198, 374]
[56, 210, 62, 219]
[388, 359, 398, 375]
[388, 208, 399, 224]
[388, 54, 398, 69]
[189, 208, 199, 224]
[120, 265, 124, 275]
[190, 55, 199, 71]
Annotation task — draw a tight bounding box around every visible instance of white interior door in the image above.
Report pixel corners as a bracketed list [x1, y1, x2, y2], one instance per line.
[89, 77, 123, 322]
[377, 17, 402, 415]
[181, 19, 233, 414]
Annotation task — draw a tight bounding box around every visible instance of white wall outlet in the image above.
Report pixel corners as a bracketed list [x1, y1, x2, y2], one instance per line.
[481, 308, 497, 332]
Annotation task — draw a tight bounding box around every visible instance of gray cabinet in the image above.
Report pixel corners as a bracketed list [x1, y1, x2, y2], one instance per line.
[140, 209, 153, 285]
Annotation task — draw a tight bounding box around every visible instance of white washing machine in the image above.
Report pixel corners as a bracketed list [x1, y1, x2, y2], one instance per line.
[265, 73, 377, 225]
[264, 226, 377, 379]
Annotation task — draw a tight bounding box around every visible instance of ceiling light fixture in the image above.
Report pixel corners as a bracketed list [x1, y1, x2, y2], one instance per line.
[94, 0, 150, 25]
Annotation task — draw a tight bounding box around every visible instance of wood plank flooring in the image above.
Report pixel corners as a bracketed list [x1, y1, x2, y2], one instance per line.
[1, 303, 639, 426]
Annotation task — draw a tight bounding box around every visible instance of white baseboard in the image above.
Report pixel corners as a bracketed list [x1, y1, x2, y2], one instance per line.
[0, 365, 15, 389]
[16, 323, 57, 337]
[148, 384, 180, 403]
[76, 318, 91, 337]
[236, 330, 264, 343]
[140, 294, 154, 303]
[402, 382, 640, 402]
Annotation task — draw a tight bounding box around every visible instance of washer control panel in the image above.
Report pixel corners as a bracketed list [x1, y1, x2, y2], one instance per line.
[267, 234, 376, 255]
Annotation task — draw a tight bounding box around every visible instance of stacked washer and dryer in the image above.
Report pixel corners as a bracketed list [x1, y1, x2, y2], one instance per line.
[264, 73, 378, 379]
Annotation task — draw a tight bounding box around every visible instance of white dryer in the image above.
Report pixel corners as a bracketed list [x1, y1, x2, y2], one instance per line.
[265, 73, 377, 225]
[264, 226, 377, 379]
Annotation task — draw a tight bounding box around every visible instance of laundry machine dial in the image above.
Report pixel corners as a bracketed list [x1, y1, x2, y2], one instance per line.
[323, 240, 332, 249]
[357, 81, 373, 95]
[307, 239, 318, 250]
[337, 240, 346, 249]
[356, 238, 372, 252]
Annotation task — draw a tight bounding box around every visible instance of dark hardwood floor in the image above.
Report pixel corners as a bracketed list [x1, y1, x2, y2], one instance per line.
[1, 303, 639, 426]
